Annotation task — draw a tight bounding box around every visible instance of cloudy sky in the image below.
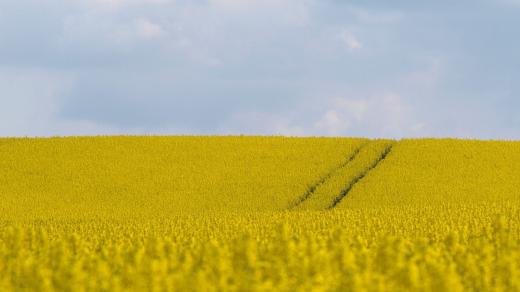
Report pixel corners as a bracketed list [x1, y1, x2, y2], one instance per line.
[1, 0, 519, 138]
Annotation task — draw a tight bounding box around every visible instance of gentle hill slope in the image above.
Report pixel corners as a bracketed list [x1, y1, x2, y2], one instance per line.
[0, 136, 365, 218]
[2, 137, 520, 219]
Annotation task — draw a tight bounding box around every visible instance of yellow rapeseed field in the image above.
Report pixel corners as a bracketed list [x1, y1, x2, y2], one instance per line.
[1, 136, 520, 291]
[0, 136, 366, 218]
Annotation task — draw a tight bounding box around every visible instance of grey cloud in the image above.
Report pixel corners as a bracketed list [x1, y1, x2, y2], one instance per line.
[1, 0, 520, 138]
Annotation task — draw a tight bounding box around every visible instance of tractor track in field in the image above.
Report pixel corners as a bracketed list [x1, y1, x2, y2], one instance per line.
[289, 141, 369, 209]
[327, 143, 394, 209]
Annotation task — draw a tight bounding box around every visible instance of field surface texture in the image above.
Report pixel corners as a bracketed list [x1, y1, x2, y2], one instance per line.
[1, 136, 520, 291]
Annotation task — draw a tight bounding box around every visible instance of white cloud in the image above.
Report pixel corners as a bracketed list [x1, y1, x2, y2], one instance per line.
[86, 0, 172, 10]
[207, 0, 311, 27]
[334, 98, 369, 121]
[348, 6, 403, 24]
[209, 0, 305, 10]
[314, 110, 348, 135]
[215, 93, 424, 138]
[135, 18, 166, 39]
[219, 111, 305, 136]
[312, 94, 424, 138]
[338, 30, 363, 50]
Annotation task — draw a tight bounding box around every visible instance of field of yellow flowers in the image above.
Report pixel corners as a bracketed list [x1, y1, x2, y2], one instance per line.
[1, 136, 520, 291]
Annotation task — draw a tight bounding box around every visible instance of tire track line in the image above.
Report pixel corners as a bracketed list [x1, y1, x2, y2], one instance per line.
[327, 143, 394, 209]
[289, 141, 369, 209]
